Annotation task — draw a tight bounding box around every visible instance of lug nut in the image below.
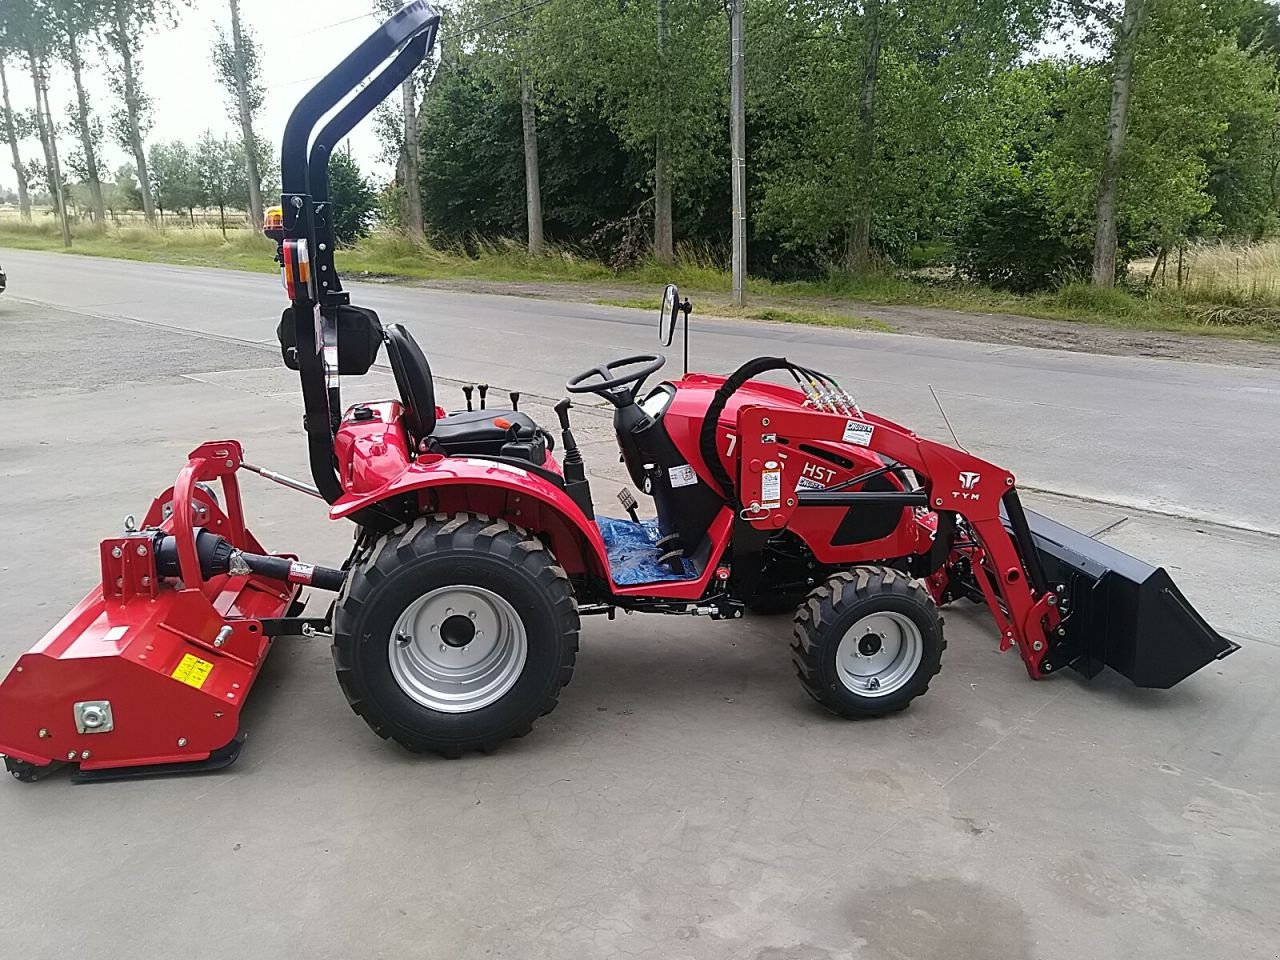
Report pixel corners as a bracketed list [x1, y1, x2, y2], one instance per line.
[111, 546, 123, 559]
[137, 544, 148, 556]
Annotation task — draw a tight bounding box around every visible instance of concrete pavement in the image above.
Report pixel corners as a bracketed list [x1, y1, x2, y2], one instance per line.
[0, 253, 1277, 960]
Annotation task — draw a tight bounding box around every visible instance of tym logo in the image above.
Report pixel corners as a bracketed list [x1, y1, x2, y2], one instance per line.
[953, 471, 982, 501]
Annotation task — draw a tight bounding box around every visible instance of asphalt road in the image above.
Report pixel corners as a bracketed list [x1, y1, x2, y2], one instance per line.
[0, 249, 1277, 960]
[3, 248, 1278, 533]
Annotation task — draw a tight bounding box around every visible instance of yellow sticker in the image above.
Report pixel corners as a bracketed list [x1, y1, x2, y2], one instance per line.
[171, 653, 213, 690]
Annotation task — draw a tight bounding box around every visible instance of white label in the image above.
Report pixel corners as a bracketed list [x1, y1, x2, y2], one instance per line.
[795, 475, 826, 491]
[843, 420, 874, 447]
[104, 625, 129, 643]
[669, 464, 698, 488]
[761, 470, 782, 504]
[289, 561, 315, 585]
[463, 457, 528, 478]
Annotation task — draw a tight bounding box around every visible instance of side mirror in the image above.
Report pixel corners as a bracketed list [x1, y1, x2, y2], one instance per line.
[659, 283, 679, 346]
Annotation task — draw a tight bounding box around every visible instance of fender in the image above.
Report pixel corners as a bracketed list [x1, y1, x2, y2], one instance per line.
[330, 455, 612, 579]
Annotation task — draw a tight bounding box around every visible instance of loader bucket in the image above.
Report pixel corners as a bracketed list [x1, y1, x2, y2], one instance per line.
[1025, 509, 1239, 688]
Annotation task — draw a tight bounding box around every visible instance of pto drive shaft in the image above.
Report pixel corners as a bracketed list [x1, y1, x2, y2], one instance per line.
[152, 529, 346, 592]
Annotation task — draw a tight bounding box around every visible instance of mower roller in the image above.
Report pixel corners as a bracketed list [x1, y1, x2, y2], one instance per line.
[0, 2, 1237, 782]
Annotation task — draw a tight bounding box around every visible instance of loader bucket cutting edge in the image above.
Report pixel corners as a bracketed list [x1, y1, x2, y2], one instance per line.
[1023, 508, 1240, 688]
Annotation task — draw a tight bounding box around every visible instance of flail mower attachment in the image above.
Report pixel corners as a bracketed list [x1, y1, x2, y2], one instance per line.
[0, 442, 343, 783]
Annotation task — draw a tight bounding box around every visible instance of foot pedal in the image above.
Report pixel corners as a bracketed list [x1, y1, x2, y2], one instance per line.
[658, 547, 686, 575]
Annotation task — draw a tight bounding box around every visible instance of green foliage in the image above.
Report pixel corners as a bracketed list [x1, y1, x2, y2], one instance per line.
[956, 168, 1093, 292]
[327, 150, 377, 245]
[148, 139, 200, 216]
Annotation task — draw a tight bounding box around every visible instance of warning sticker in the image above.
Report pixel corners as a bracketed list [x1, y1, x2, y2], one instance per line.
[842, 420, 874, 447]
[795, 475, 826, 491]
[289, 561, 315, 585]
[171, 653, 213, 690]
[669, 464, 698, 488]
[761, 469, 782, 505]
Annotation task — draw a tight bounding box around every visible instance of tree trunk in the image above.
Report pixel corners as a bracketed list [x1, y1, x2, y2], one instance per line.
[112, 0, 156, 222]
[519, 65, 545, 257]
[1091, 0, 1147, 288]
[848, 0, 881, 274]
[728, 0, 746, 305]
[0, 59, 30, 221]
[228, 0, 264, 226]
[219, 203, 227, 239]
[653, 0, 673, 264]
[25, 48, 71, 247]
[401, 78, 426, 241]
[66, 28, 106, 224]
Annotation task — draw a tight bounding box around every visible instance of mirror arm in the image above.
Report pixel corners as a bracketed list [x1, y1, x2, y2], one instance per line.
[679, 297, 692, 376]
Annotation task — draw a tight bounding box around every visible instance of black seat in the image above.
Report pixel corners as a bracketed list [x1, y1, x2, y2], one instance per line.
[382, 323, 545, 461]
[383, 323, 436, 444]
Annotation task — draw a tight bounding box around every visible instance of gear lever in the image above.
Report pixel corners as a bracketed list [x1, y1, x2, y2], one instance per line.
[554, 398, 594, 519]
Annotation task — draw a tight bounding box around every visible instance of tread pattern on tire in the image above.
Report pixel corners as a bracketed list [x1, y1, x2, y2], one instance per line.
[791, 566, 946, 718]
[332, 512, 580, 757]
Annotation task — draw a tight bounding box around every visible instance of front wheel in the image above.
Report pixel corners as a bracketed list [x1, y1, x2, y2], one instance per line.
[332, 513, 579, 757]
[792, 567, 945, 718]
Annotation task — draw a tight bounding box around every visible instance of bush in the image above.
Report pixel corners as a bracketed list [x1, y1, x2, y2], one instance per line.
[955, 170, 1092, 293]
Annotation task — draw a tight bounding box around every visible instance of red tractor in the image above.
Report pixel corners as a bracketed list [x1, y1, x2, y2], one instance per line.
[0, 3, 1235, 781]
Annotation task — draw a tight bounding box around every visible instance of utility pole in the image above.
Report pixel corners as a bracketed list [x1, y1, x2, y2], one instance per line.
[729, 0, 746, 307]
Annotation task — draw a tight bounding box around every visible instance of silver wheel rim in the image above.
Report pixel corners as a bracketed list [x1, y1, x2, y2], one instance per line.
[388, 585, 528, 713]
[835, 611, 924, 697]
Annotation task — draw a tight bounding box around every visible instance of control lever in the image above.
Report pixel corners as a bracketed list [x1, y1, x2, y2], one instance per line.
[509, 391, 520, 411]
[462, 384, 474, 412]
[617, 487, 640, 524]
[554, 398, 594, 519]
[478, 383, 489, 410]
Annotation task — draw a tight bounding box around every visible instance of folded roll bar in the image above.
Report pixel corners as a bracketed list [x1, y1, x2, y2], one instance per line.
[278, 1, 441, 504]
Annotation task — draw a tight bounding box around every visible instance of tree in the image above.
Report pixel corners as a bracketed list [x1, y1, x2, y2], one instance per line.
[212, 0, 264, 225]
[195, 130, 247, 237]
[51, 0, 107, 223]
[102, 0, 186, 223]
[0, 52, 29, 219]
[327, 149, 377, 245]
[372, 0, 426, 240]
[1091, 0, 1148, 286]
[149, 139, 200, 222]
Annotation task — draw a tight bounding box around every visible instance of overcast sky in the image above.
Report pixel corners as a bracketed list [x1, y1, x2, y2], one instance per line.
[2, 0, 398, 195]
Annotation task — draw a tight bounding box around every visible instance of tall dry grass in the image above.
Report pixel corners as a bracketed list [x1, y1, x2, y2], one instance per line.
[1130, 240, 1280, 305]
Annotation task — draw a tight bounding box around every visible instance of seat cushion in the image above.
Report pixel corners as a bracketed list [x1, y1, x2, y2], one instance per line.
[432, 409, 538, 456]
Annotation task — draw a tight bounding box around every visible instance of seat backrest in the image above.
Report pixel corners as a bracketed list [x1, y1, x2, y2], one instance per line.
[383, 323, 436, 441]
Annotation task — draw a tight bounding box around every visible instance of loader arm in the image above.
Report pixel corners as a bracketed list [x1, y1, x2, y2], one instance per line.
[734, 403, 1063, 678]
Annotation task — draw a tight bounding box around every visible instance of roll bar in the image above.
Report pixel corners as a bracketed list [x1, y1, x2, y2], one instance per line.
[278, 1, 440, 504]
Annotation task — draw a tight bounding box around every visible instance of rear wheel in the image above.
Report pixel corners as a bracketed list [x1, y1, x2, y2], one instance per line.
[333, 513, 579, 757]
[792, 567, 945, 718]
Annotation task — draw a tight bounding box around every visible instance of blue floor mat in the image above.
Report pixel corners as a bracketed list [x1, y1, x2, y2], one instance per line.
[596, 515, 698, 586]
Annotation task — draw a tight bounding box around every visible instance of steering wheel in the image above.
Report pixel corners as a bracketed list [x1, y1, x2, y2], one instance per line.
[566, 354, 666, 406]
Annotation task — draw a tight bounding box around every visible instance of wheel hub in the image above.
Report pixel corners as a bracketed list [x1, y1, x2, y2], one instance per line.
[440, 614, 476, 648]
[835, 611, 924, 697]
[388, 585, 527, 713]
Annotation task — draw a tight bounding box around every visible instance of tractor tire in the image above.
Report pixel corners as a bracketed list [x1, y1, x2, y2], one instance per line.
[332, 512, 579, 757]
[792, 567, 945, 719]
